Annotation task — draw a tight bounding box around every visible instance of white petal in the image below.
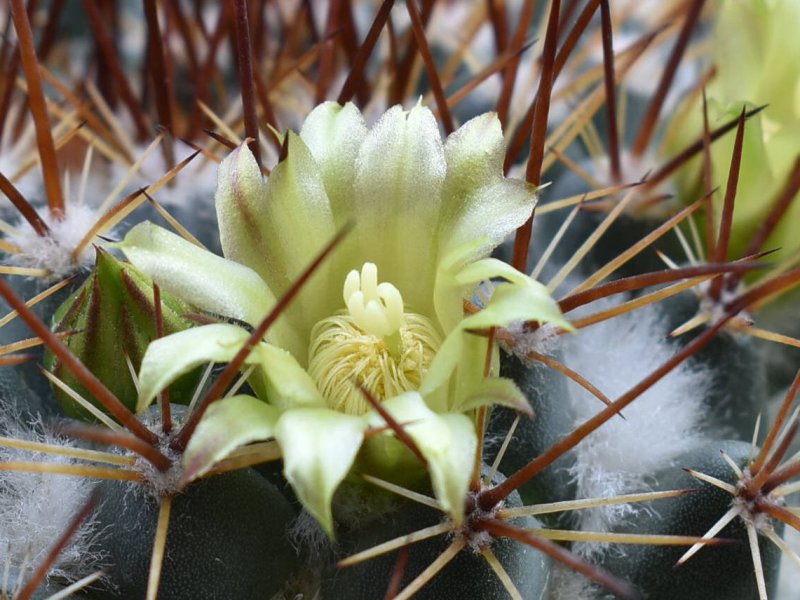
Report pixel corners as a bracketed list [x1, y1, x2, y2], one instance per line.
[118, 222, 277, 328]
[182, 395, 280, 483]
[275, 409, 366, 537]
[432, 113, 537, 333]
[353, 104, 446, 316]
[215, 140, 340, 360]
[215, 144, 269, 277]
[423, 268, 571, 400]
[137, 323, 325, 413]
[250, 343, 326, 411]
[136, 324, 253, 412]
[300, 101, 368, 225]
[373, 394, 475, 524]
[439, 112, 537, 257]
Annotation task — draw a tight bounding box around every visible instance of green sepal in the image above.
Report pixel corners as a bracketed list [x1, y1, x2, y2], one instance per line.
[45, 250, 197, 419]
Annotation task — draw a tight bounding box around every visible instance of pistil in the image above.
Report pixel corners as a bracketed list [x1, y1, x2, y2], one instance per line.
[308, 263, 441, 414]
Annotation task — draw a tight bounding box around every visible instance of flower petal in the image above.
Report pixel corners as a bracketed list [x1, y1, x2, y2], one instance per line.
[465, 278, 572, 332]
[375, 394, 475, 524]
[300, 101, 368, 225]
[439, 112, 537, 261]
[216, 139, 339, 360]
[454, 255, 540, 288]
[457, 377, 532, 415]
[423, 269, 571, 400]
[444, 113, 506, 189]
[214, 144, 271, 281]
[431, 113, 536, 334]
[424, 413, 476, 526]
[137, 324, 325, 413]
[255, 133, 336, 292]
[432, 238, 488, 335]
[182, 395, 280, 484]
[118, 222, 275, 326]
[353, 103, 447, 315]
[136, 323, 252, 412]
[274, 408, 366, 537]
[250, 343, 326, 411]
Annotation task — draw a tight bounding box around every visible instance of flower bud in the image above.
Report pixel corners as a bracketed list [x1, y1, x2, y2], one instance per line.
[45, 249, 198, 419]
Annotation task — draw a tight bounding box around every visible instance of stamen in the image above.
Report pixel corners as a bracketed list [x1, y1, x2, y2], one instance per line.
[308, 312, 440, 414]
[310, 263, 441, 414]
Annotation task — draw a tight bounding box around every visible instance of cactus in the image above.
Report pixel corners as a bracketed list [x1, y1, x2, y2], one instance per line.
[0, 1, 798, 600]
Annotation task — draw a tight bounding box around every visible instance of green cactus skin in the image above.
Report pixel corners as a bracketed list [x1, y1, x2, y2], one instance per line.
[90, 468, 298, 600]
[0, 276, 82, 418]
[598, 440, 782, 600]
[660, 293, 767, 440]
[45, 250, 199, 418]
[321, 471, 551, 600]
[487, 351, 577, 514]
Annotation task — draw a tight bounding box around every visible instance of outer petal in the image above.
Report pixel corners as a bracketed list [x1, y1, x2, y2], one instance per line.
[257, 133, 336, 291]
[444, 113, 506, 190]
[118, 222, 278, 327]
[275, 409, 366, 537]
[423, 270, 572, 401]
[456, 377, 532, 415]
[352, 104, 447, 316]
[425, 413, 476, 526]
[475, 277, 572, 335]
[371, 394, 476, 524]
[136, 324, 253, 412]
[249, 343, 326, 411]
[299, 101, 368, 226]
[432, 113, 536, 334]
[214, 145, 272, 283]
[438, 112, 537, 258]
[137, 324, 324, 412]
[216, 139, 339, 361]
[433, 238, 486, 336]
[181, 395, 280, 484]
[454, 256, 541, 288]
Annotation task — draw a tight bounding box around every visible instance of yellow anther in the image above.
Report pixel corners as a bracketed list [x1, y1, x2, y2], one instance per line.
[308, 262, 441, 414]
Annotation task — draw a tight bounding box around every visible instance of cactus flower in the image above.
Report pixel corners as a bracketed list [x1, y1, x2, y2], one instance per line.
[118, 102, 570, 534]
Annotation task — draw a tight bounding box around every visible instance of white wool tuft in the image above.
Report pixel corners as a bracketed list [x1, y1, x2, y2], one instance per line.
[288, 509, 333, 564]
[9, 204, 105, 279]
[547, 561, 613, 600]
[0, 409, 105, 590]
[506, 321, 562, 358]
[560, 300, 711, 556]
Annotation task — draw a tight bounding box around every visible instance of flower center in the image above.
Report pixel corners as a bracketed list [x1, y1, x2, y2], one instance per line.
[308, 263, 442, 415]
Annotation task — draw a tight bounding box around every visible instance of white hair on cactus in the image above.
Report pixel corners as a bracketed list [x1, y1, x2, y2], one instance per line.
[0, 409, 104, 589]
[560, 299, 711, 558]
[8, 204, 104, 279]
[548, 562, 615, 600]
